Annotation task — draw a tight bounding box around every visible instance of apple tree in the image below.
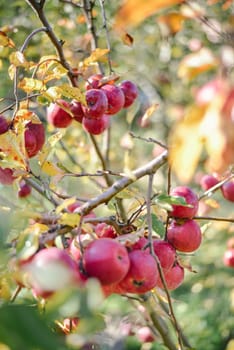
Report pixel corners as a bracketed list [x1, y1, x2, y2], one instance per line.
[0, 1, 234, 349]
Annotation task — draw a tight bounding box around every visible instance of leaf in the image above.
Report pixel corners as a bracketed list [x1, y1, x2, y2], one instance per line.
[36, 55, 67, 82]
[41, 161, 65, 177]
[83, 48, 109, 67]
[58, 213, 80, 227]
[0, 304, 65, 350]
[0, 31, 15, 48]
[140, 103, 159, 127]
[55, 197, 77, 214]
[151, 213, 165, 237]
[16, 231, 39, 261]
[121, 32, 134, 46]
[155, 193, 190, 211]
[38, 132, 64, 167]
[178, 48, 218, 81]
[115, 0, 184, 29]
[158, 12, 186, 34]
[9, 51, 32, 68]
[18, 78, 44, 93]
[43, 84, 86, 106]
[168, 105, 206, 183]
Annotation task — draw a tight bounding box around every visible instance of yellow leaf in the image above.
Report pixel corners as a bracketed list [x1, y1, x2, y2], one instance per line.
[36, 55, 67, 82]
[18, 78, 44, 93]
[38, 132, 64, 166]
[58, 84, 86, 106]
[178, 48, 218, 81]
[115, 0, 184, 29]
[56, 197, 77, 214]
[83, 48, 109, 67]
[9, 51, 30, 68]
[0, 128, 27, 170]
[58, 213, 80, 227]
[140, 103, 159, 126]
[0, 31, 15, 48]
[14, 109, 41, 125]
[168, 105, 206, 183]
[226, 339, 234, 350]
[41, 160, 65, 177]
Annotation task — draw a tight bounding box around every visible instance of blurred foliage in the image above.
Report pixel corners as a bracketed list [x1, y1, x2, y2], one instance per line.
[0, 0, 234, 350]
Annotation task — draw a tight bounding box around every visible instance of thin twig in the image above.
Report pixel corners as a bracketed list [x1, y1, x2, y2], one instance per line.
[98, 0, 113, 74]
[194, 215, 234, 223]
[129, 132, 168, 150]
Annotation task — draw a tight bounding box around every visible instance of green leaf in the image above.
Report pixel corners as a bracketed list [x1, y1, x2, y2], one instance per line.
[0, 304, 66, 350]
[151, 213, 165, 237]
[154, 193, 190, 211]
[16, 231, 39, 261]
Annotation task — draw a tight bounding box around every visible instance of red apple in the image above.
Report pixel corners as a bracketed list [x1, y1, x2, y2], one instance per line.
[95, 223, 117, 238]
[167, 219, 202, 253]
[18, 181, 32, 198]
[200, 174, 219, 191]
[47, 99, 72, 128]
[85, 74, 103, 90]
[152, 239, 176, 271]
[70, 100, 85, 123]
[101, 84, 125, 115]
[119, 80, 138, 108]
[83, 238, 130, 285]
[119, 250, 159, 294]
[82, 89, 108, 119]
[23, 247, 83, 297]
[157, 263, 184, 290]
[131, 237, 149, 251]
[136, 326, 154, 343]
[221, 180, 234, 202]
[0, 115, 9, 134]
[169, 186, 199, 219]
[25, 121, 45, 158]
[223, 249, 234, 267]
[0, 167, 16, 185]
[67, 201, 96, 219]
[82, 114, 110, 135]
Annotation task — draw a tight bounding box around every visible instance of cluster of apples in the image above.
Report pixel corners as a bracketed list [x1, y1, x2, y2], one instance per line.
[17, 186, 202, 300]
[0, 114, 45, 196]
[199, 173, 234, 202]
[47, 75, 138, 135]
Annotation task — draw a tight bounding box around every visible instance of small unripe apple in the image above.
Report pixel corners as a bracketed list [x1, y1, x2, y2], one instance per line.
[167, 219, 202, 253]
[18, 181, 32, 198]
[0, 115, 9, 134]
[200, 174, 219, 191]
[82, 114, 110, 135]
[85, 74, 103, 90]
[157, 263, 184, 290]
[119, 249, 159, 294]
[25, 121, 45, 158]
[47, 99, 73, 128]
[101, 84, 125, 115]
[23, 247, 83, 297]
[83, 238, 130, 285]
[223, 249, 234, 267]
[0, 167, 16, 185]
[119, 80, 138, 108]
[221, 180, 234, 202]
[152, 239, 176, 271]
[82, 89, 108, 119]
[169, 186, 199, 219]
[70, 100, 85, 123]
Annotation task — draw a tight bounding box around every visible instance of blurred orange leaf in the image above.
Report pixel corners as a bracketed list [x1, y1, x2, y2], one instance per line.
[168, 105, 206, 183]
[178, 48, 218, 81]
[41, 160, 65, 177]
[115, 0, 184, 29]
[83, 48, 109, 67]
[158, 12, 186, 34]
[0, 31, 15, 48]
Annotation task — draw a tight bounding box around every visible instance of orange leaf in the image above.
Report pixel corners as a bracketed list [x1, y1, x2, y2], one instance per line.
[0, 31, 15, 48]
[121, 32, 134, 46]
[115, 0, 184, 29]
[168, 105, 206, 183]
[158, 12, 186, 34]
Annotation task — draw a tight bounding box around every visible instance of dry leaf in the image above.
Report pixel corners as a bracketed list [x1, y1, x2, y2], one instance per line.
[18, 78, 44, 93]
[140, 103, 159, 127]
[0, 31, 15, 48]
[115, 0, 184, 29]
[121, 32, 134, 46]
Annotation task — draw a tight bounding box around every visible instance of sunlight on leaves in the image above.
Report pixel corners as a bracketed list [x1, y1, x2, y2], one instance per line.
[58, 213, 80, 227]
[18, 78, 44, 93]
[83, 48, 109, 67]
